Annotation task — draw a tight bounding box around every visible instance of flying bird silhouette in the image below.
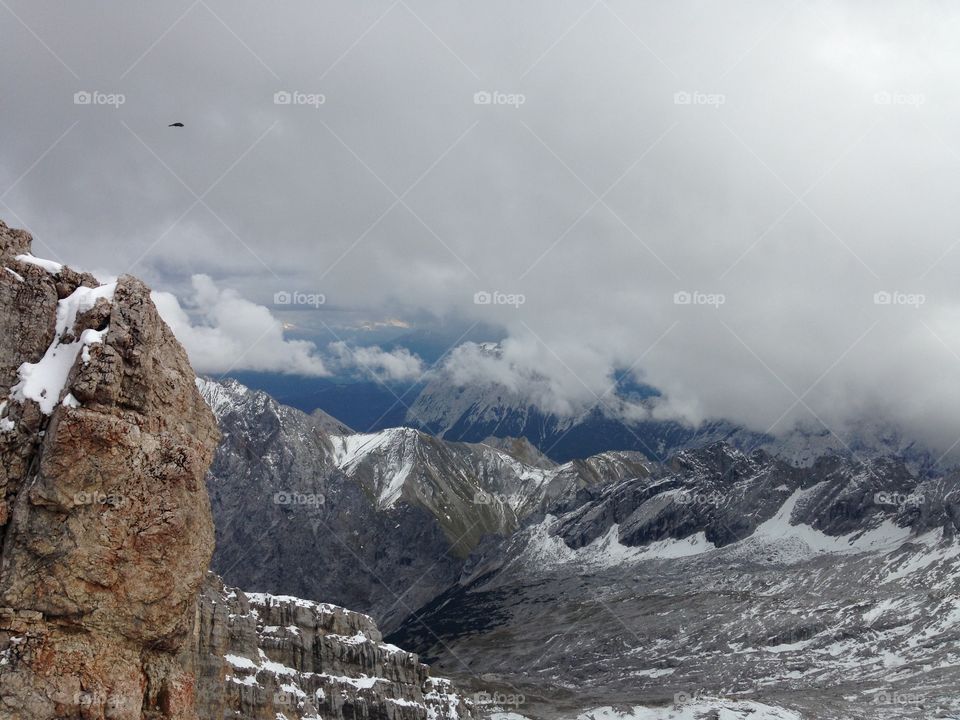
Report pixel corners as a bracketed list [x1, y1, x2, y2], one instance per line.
[168, 122, 184, 127]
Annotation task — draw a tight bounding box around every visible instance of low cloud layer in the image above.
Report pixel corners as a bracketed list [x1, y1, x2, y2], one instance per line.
[153, 275, 330, 376]
[327, 341, 424, 382]
[3, 1, 960, 455]
[154, 275, 424, 381]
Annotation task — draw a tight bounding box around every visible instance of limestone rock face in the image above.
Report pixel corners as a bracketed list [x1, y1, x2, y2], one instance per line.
[0, 221, 219, 719]
[192, 574, 472, 720]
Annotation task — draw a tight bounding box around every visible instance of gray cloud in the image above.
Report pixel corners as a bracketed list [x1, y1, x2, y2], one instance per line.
[2, 1, 959, 454]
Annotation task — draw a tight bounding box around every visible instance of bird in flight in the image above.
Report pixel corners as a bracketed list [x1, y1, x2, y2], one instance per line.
[168, 122, 184, 127]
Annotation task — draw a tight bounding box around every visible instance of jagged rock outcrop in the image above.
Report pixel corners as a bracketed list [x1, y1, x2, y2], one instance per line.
[0, 221, 219, 719]
[192, 574, 469, 720]
[0, 221, 475, 720]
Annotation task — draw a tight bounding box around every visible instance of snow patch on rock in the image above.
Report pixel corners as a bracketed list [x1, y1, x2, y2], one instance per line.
[14, 253, 63, 274]
[11, 282, 116, 414]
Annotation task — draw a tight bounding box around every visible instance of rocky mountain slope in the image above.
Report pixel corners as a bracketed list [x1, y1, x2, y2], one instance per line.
[389, 444, 960, 720]
[0, 220, 219, 718]
[196, 375, 960, 719]
[199, 377, 593, 631]
[0, 221, 473, 720]
[198, 378, 669, 631]
[193, 574, 468, 720]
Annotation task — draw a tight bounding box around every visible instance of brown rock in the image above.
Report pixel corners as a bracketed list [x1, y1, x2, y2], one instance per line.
[0, 222, 218, 719]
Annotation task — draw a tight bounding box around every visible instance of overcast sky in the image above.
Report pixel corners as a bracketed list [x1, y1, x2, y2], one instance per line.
[2, 1, 959, 454]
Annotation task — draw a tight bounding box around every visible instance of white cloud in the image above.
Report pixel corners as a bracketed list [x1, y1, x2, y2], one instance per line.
[328, 341, 424, 381]
[152, 276, 428, 381]
[152, 275, 329, 377]
[439, 341, 620, 418]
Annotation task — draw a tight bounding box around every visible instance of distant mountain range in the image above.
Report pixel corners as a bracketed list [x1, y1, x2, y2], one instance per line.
[228, 351, 944, 471]
[197, 376, 960, 718]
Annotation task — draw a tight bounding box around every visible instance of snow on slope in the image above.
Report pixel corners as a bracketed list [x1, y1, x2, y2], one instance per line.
[11, 279, 116, 414]
[491, 700, 804, 720]
[521, 516, 716, 569]
[721, 484, 914, 564]
[196, 376, 245, 418]
[330, 428, 419, 508]
[576, 701, 804, 720]
[518, 481, 924, 573]
[328, 427, 557, 512]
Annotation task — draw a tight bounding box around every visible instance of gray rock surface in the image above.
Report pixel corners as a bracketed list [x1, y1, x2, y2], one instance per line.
[198, 378, 605, 631]
[389, 444, 960, 720]
[193, 573, 471, 720]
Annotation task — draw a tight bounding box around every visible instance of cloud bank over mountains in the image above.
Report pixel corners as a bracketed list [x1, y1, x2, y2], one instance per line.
[153, 276, 422, 381]
[3, 1, 960, 453]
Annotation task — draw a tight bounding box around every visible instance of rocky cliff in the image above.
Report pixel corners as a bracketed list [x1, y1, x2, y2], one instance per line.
[192, 574, 468, 720]
[0, 220, 219, 718]
[0, 221, 473, 720]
